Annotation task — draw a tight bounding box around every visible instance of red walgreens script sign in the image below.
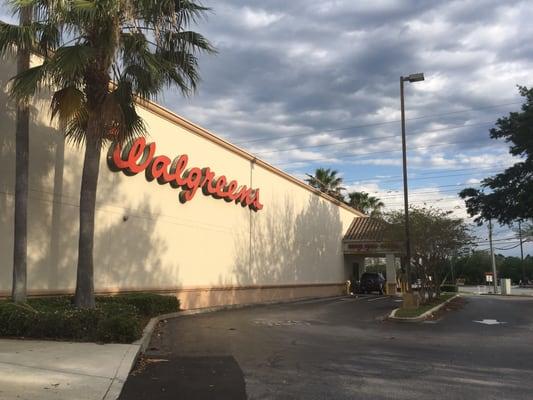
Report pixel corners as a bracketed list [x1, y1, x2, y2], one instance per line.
[107, 138, 264, 211]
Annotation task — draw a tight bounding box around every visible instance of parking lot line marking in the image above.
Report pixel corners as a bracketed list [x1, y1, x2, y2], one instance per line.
[473, 319, 507, 325]
[366, 296, 388, 302]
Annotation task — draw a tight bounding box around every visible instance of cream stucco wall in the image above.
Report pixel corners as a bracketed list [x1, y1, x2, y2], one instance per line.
[0, 58, 362, 307]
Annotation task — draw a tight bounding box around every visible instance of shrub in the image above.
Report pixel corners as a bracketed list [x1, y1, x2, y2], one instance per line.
[96, 314, 141, 343]
[0, 292, 178, 343]
[96, 293, 180, 317]
[0, 302, 35, 336]
[440, 284, 458, 293]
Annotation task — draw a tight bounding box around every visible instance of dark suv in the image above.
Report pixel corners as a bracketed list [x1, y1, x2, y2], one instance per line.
[359, 272, 386, 294]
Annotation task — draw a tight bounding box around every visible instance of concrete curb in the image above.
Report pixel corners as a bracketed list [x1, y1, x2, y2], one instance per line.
[102, 343, 141, 400]
[388, 294, 460, 322]
[477, 293, 533, 298]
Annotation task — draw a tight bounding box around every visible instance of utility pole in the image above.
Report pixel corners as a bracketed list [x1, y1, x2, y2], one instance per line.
[518, 220, 525, 283]
[488, 219, 498, 293]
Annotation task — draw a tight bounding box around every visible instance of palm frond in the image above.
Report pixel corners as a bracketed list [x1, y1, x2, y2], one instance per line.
[0, 21, 36, 55]
[138, 0, 211, 28]
[64, 108, 89, 147]
[9, 63, 48, 101]
[6, 0, 214, 148]
[50, 85, 85, 125]
[36, 21, 60, 55]
[159, 30, 215, 54]
[50, 44, 93, 84]
[100, 79, 146, 144]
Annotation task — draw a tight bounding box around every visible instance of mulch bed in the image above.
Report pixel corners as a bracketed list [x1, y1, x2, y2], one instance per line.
[426, 295, 466, 320]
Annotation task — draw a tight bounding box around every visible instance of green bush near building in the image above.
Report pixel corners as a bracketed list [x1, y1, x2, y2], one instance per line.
[0, 293, 179, 343]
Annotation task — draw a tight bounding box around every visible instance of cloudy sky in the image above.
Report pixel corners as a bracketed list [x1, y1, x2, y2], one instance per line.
[159, 0, 532, 255]
[2, 0, 531, 255]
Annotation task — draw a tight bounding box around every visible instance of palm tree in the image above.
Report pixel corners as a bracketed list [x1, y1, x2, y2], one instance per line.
[347, 191, 385, 216]
[6, 5, 32, 303]
[305, 168, 345, 200]
[0, 0, 215, 308]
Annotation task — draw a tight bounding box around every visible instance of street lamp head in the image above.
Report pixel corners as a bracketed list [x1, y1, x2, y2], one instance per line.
[403, 72, 425, 83]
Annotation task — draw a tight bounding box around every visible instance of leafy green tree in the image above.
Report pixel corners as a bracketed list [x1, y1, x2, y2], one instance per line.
[386, 207, 474, 300]
[0, 0, 215, 308]
[521, 222, 533, 240]
[453, 251, 491, 285]
[346, 191, 384, 216]
[454, 252, 533, 284]
[460, 86, 533, 225]
[305, 168, 345, 200]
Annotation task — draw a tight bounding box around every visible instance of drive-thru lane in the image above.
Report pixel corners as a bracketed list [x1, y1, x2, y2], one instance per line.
[120, 295, 533, 400]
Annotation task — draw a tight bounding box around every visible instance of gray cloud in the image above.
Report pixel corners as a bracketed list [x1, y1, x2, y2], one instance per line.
[159, 0, 531, 168]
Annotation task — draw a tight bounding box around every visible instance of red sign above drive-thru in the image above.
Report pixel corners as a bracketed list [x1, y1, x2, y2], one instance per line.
[107, 138, 263, 211]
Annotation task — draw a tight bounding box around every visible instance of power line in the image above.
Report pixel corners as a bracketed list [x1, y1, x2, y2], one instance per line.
[375, 185, 480, 200]
[344, 164, 510, 184]
[495, 243, 524, 250]
[252, 121, 494, 155]
[234, 100, 522, 145]
[276, 136, 504, 167]
[347, 167, 504, 186]
[472, 237, 520, 244]
[370, 183, 482, 199]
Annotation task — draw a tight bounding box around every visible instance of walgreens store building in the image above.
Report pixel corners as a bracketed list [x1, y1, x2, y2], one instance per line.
[0, 59, 364, 309]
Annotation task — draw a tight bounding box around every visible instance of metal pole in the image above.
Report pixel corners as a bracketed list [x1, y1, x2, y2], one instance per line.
[519, 220, 525, 283]
[488, 219, 498, 293]
[450, 256, 455, 284]
[400, 77, 411, 291]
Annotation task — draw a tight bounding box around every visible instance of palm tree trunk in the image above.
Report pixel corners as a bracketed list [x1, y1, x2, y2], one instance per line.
[74, 123, 101, 309]
[12, 6, 32, 303]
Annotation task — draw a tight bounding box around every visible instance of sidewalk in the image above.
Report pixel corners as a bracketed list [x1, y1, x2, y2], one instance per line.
[0, 339, 139, 400]
[458, 285, 533, 296]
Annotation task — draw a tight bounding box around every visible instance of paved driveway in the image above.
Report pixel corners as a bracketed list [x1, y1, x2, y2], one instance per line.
[120, 295, 533, 400]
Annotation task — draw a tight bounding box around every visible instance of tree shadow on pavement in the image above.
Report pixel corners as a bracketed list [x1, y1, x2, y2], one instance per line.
[119, 355, 247, 400]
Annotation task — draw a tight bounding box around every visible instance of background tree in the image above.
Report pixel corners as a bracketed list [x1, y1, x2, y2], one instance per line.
[385, 207, 474, 301]
[305, 168, 345, 200]
[521, 222, 533, 240]
[0, 0, 215, 308]
[453, 250, 492, 285]
[454, 252, 533, 284]
[0, 5, 33, 303]
[460, 86, 533, 225]
[346, 191, 384, 216]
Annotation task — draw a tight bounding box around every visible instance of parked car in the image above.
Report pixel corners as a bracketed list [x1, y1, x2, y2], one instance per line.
[359, 272, 386, 294]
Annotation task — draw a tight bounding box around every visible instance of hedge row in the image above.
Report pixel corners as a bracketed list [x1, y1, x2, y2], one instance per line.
[0, 293, 179, 343]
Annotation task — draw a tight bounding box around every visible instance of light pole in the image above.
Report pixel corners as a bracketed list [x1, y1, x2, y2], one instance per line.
[518, 220, 525, 283]
[488, 218, 498, 293]
[400, 73, 424, 292]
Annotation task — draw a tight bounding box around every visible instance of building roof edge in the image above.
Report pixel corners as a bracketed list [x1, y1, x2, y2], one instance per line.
[137, 98, 366, 218]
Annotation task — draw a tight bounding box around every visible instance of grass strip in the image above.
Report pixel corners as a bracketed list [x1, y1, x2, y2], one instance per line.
[395, 293, 454, 318]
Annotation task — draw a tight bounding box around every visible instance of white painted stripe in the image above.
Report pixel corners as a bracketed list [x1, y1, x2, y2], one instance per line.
[366, 296, 388, 302]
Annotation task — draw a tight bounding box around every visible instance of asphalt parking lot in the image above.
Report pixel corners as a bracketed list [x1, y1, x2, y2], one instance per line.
[120, 294, 533, 400]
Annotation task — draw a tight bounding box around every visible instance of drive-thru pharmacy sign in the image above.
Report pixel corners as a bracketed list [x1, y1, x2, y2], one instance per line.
[107, 138, 264, 211]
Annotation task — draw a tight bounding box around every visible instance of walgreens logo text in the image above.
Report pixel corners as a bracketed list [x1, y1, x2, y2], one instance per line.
[107, 138, 263, 211]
